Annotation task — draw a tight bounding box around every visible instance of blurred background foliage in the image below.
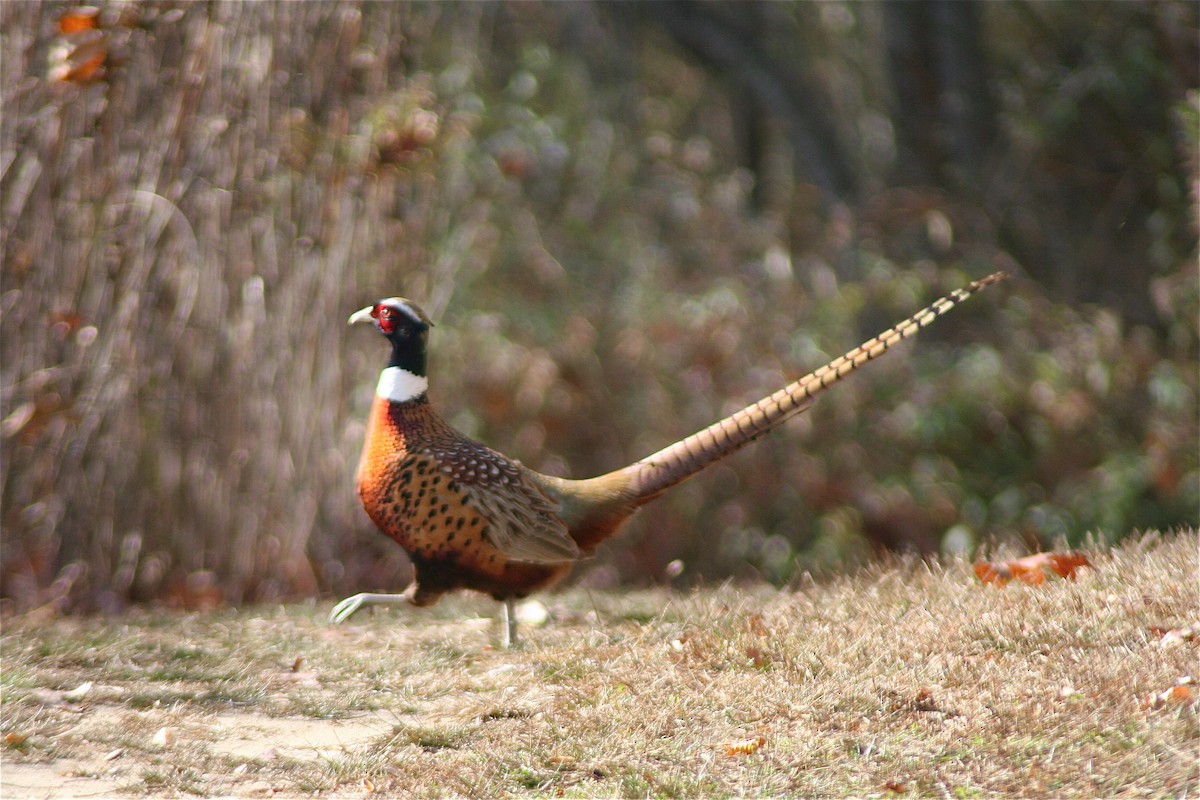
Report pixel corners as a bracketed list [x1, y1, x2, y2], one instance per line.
[1, 1, 1196, 613]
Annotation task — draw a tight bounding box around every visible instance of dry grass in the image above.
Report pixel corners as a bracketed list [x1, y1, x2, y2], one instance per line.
[2, 532, 1196, 798]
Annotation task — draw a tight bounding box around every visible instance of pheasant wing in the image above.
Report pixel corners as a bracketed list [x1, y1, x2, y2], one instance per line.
[440, 444, 581, 564]
[468, 473, 581, 563]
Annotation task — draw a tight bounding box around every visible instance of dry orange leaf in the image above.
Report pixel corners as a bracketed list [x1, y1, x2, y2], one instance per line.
[52, 41, 107, 83]
[745, 645, 771, 669]
[724, 735, 766, 756]
[49, 7, 109, 83]
[1169, 686, 1194, 703]
[57, 6, 100, 35]
[974, 551, 1091, 587]
[1146, 682, 1197, 710]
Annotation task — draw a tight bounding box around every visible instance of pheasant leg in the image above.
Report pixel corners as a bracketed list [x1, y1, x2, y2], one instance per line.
[500, 598, 518, 649]
[329, 584, 417, 624]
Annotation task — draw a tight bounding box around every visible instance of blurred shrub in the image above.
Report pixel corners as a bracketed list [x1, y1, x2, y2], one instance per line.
[1, 2, 1195, 612]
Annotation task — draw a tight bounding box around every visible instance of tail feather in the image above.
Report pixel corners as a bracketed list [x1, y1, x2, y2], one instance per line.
[623, 272, 1007, 503]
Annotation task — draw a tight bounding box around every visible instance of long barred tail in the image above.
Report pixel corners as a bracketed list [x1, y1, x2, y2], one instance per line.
[624, 272, 1007, 503]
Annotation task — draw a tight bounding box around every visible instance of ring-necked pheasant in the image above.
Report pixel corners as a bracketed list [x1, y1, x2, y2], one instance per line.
[332, 272, 1006, 645]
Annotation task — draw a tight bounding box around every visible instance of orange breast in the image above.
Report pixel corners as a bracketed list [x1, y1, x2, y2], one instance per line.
[356, 395, 424, 552]
[357, 395, 405, 494]
[355, 395, 577, 601]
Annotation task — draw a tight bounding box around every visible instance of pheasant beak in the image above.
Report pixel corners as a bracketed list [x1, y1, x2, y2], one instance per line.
[348, 305, 375, 326]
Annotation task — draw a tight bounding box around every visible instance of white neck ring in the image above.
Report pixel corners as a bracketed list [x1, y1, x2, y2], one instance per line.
[376, 366, 428, 403]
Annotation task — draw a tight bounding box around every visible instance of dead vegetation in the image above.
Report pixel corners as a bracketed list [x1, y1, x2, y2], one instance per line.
[2, 532, 1196, 798]
[3, 3, 1196, 615]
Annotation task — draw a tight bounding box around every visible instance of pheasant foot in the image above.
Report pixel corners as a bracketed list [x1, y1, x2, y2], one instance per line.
[328, 585, 417, 624]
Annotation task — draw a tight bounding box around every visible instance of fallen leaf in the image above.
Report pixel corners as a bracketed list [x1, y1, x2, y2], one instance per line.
[1146, 679, 1198, 710]
[165, 570, 224, 611]
[49, 310, 86, 334]
[884, 779, 908, 793]
[974, 552, 1091, 587]
[1169, 686, 1194, 703]
[745, 646, 771, 668]
[4, 733, 29, 749]
[57, 6, 99, 35]
[724, 735, 766, 756]
[911, 687, 939, 712]
[48, 29, 108, 83]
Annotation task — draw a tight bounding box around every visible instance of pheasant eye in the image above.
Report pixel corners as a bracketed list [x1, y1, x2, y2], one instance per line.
[375, 305, 398, 333]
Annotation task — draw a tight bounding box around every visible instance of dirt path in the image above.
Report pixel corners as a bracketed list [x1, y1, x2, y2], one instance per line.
[2, 695, 395, 798]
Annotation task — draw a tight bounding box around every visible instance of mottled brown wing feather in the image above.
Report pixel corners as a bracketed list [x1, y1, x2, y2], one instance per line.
[466, 472, 581, 563]
[413, 440, 582, 564]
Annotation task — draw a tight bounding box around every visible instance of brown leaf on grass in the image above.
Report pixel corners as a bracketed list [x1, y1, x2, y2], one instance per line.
[49, 5, 145, 84]
[886, 686, 948, 715]
[3, 733, 29, 749]
[165, 570, 224, 611]
[49, 310, 86, 334]
[1169, 686, 1194, 703]
[48, 26, 109, 83]
[57, 6, 100, 35]
[745, 646, 772, 668]
[884, 779, 909, 793]
[1146, 678, 1197, 710]
[912, 687, 939, 712]
[724, 735, 766, 756]
[974, 552, 1091, 587]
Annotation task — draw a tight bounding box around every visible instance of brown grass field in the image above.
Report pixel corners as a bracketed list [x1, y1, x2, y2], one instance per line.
[1, 532, 1196, 799]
